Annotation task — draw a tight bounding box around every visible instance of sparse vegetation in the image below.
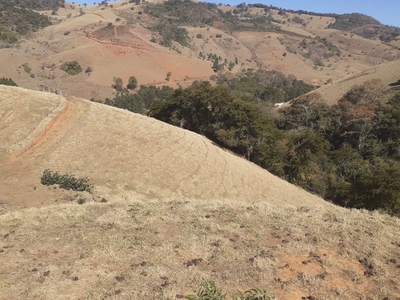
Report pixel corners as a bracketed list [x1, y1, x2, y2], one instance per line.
[0, 0, 52, 43]
[0, 198, 399, 299]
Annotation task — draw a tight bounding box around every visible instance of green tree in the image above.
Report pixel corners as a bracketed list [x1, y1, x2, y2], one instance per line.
[113, 77, 123, 90]
[0, 77, 17, 86]
[127, 76, 138, 90]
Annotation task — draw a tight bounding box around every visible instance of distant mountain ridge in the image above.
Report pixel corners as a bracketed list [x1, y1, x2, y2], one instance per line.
[7, 0, 65, 10]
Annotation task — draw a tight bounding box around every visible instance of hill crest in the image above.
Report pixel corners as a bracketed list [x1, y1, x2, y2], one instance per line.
[0, 85, 326, 211]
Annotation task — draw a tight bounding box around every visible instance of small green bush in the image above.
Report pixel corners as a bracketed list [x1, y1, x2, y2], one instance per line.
[233, 288, 273, 300]
[185, 281, 226, 300]
[22, 63, 31, 73]
[60, 61, 83, 75]
[40, 169, 93, 193]
[185, 281, 274, 300]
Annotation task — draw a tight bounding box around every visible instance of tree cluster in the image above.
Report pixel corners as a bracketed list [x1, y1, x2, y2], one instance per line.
[104, 70, 400, 216]
[0, 77, 17, 86]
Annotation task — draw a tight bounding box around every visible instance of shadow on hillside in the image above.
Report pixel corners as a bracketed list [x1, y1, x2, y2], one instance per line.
[389, 79, 400, 87]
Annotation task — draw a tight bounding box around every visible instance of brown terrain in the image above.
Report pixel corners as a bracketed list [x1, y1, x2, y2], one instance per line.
[0, 0, 399, 102]
[1, 1, 400, 299]
[0, 84, 400, 299]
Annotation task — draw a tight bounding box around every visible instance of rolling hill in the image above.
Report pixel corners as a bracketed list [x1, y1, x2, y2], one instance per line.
[0, 0, 399, 103]
[0, 85, 325, 211]
[1, 1, 400, 298]
[0, 85, 399, 299]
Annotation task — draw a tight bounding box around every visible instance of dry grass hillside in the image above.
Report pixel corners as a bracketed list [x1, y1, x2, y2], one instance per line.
[0, 0, 399, 102]
[0, 85, 325, 211]
[1, 85, 400, 299]
[0, 195, 399, 299]
[313, 59, 400, 105]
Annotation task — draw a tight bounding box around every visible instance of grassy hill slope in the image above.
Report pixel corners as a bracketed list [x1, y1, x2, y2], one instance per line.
[313, 59, 400, 105]
[0, 85, 325, 211]
[0, 76, 400, 300]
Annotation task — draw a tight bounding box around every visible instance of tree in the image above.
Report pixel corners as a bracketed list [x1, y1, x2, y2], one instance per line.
[113, 77, 123, 90]
[0, 77, 17, 86]
[127, 76, 138, 90]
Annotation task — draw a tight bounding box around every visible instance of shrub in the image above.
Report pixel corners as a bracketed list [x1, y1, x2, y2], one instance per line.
[60, 61, 83, 75]
[40, 169, 93, 193]
[22, 63, 31, 73]
[233, 288, 273, 300]
[185, 281, 274, 300]
[185, 281, 226, 300]
[0, 77, 17, 86]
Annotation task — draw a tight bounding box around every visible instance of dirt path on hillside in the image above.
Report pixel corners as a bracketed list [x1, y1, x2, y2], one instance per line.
[0, 98, 90, 210]
[92, 13, 105, 20]
[9, 102, 71, 163]
[82, 34, 155, 53]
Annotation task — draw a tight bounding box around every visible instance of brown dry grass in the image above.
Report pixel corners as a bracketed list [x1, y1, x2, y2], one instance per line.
[314, 59, 400, 105]
[0, 198, 399, 299]
[0, 85, 325, 212]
